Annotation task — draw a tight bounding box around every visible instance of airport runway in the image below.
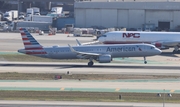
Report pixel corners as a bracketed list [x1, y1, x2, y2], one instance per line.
[0, 62, 180, 75]
[0, 101, 180, 107]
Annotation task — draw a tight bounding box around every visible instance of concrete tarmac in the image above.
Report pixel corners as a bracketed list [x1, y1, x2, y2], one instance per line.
[0, 101, 180, 107]
[0, 32, 96, 51]
[0, 80, 179, 90]
[0, 62, 180, 93]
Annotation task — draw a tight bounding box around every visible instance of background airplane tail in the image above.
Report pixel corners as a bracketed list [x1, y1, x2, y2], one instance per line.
[19, 28, 43, 50]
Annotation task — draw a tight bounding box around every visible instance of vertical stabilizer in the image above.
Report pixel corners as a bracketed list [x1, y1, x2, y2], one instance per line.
[19, 28, 47, 55]
[19, 28, 42, 50]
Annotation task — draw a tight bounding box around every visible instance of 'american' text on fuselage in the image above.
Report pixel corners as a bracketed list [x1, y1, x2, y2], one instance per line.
[106, 47, 136, 52]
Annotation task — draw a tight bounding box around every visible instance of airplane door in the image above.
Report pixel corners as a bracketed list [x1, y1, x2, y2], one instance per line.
[112, 36, 116, 41]
[143, 45, 146, 52]
[111, 34, 117, 42]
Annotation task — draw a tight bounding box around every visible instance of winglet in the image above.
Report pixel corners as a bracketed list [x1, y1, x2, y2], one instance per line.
[68, 44, 76, 52]
[76, 39, 82, 46]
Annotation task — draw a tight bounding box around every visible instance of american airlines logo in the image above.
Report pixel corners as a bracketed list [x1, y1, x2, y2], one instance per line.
[122, 33, 140, 38]
[106, 47, 135, 52]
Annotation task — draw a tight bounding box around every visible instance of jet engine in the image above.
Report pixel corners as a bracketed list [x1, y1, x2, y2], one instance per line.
[98, 55, 112, 63]
[152, 42, 169, 50]
[154, 42, 162, 48]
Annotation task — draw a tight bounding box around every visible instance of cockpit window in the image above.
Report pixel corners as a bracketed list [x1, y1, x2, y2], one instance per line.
[151, 47, 155, 49]
[101, 35, 106, 37]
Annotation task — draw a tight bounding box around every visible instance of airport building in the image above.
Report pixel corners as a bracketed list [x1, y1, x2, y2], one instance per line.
[74, 0, 180, 31]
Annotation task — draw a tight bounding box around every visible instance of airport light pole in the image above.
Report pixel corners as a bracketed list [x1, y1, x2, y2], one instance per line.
[163, 89, 165, 107]
[157, 89, 172, 107]
[18, 0, 20, 19]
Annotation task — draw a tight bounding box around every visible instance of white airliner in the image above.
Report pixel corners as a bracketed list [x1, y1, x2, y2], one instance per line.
[97, 31, 180, 53]
[18, 28, 161, 66]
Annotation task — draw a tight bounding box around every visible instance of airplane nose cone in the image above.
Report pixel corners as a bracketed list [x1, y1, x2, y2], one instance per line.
[97, 37, 101, 41]
[97, 36, 103, 42]
[156, 48, 162, 55]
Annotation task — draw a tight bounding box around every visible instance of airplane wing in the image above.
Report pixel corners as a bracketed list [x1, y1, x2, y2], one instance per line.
[76, 39, 101, 46]
[68, 44, 101, 59]
[76, 39, 82, 46]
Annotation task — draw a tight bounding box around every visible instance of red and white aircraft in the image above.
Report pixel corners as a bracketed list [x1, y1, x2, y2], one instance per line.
[97, 31, 180, 53]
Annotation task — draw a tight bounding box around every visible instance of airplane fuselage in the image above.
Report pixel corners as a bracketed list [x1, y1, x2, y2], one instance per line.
[98, 31, 180, 47]
[18, 44, 161, 59]
[18, 28, 162, 66]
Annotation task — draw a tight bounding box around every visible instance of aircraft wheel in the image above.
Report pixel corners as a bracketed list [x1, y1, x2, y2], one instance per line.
[173, 50, 177, 54]
[172, 50, 180, 54]
[173, 50, 176, 53]
[88, 61, 94, 67]
[144, 61, 147, 64]
[143, 57, 147, 64]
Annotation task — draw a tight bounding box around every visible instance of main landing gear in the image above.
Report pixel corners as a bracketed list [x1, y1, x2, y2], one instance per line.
[88, 58, 94, 67]
[88, 61, 94, 67]
[173, 46, 180, 54]
[144, 57, 147, 64]
[173, 50, 180, 54]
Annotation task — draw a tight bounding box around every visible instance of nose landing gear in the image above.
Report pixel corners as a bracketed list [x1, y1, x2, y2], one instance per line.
[144, 57, 147, 64]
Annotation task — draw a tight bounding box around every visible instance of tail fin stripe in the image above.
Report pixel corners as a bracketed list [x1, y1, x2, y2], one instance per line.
[24, 43, 40, 45]
[24, 43, 32, 45]
[23, 40, 30, 42]
[19, 28, 43, 50]
[23, 39, 35, 41]
[21, 33, 26, 36]
[23, 40, 38, 43]
[22, 37, 34, 40]
[26, 37, 36, 40]
[23, 42, 40, 45]
[28, 40, 37, 43]
[22, 38, 28, 40]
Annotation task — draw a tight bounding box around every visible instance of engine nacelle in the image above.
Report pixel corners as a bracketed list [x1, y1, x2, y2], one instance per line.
[152, 42, 169, 50]
[98, 55, 111, 63]
[154, 43, 162, 48]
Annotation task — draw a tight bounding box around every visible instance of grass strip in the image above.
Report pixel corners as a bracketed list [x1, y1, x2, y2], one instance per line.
[0, 73, 179, 80]
[0, 91, 179, 103]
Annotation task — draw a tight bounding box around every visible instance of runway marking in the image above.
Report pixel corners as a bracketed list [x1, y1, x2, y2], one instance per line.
[170, 89, 175, 93]
[60, 88, 65, 91]
[115, 88, 120, 91]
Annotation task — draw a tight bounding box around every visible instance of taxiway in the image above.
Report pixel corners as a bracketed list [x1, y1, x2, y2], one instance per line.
[0, 101, 180, 107]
